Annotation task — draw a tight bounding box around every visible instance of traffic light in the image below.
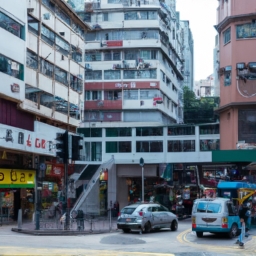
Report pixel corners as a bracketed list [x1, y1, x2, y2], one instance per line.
[71, 135, 83, 161]
[56, 131, 69, 163]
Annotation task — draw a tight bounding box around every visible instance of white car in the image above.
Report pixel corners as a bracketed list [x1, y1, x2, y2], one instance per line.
[117, 203, 178, 233]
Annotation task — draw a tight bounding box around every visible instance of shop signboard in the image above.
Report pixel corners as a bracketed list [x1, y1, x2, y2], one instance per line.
[0, 169, 35, 188]
[0, 124, 56, 156]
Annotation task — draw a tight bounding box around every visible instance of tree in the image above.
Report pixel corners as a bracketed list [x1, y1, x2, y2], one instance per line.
[183, 86, 219, 124]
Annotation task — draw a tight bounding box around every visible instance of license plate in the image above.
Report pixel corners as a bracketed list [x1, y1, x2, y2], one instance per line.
[126, 218, 131, 222]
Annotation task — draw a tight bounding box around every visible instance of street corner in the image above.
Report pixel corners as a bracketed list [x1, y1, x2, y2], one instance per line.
[176, 228, 256, 254]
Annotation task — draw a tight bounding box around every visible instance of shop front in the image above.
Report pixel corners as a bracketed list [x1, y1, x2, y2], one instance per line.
[0, 168, 35, 222]
[116, 163, 199, 217]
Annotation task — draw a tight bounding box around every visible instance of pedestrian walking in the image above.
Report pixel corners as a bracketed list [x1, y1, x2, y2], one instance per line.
[235, 203, 248, 248]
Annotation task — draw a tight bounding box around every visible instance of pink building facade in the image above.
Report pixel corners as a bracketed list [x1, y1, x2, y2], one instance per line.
[216, 0, 256, 150]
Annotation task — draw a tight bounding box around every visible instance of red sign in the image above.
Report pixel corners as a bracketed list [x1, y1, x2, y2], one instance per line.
[11, 83, 20, 92]
[35, 138, 46, 149]
[106, 41, 123, 47]
[26, 135, 32, 147]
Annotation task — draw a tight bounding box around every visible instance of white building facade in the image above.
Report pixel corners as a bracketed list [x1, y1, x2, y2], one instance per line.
[68, 0, 194, 126]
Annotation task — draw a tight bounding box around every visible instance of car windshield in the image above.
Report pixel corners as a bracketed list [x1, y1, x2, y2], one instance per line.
[197, 202, 222, 213]
[121, 207, 137, 214]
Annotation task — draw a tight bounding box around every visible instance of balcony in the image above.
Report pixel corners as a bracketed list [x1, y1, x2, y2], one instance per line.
[85, 100, 122, 110]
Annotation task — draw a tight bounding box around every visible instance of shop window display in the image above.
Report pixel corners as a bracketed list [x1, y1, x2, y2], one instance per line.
[99, 168, 108, 216]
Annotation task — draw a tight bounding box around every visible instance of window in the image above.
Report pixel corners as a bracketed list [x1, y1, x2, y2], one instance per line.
[40, 58, 54, 78]
[124, 50, 137, 60]
[71, 45, 82, 62]
[92, 91, 102, 100]
[103, 13, 108, 21]
[106, 128, 132, 137]
[104, 90, 121, 100]
[85, 70, 102, 80]
[123, 90, 138, 100]
[237, 23, 256, 39]
[136, 127, 163, 136]
[0, 11, 24, 39]
[124, 69, 157, 79]
[199, 124, 219, 134]
[140, 89, 159, 99]
[104, 70, 121, 80]
[106, 141, 131, 153]
[79, 12, 91, 23]
[104, 51, 112, 61]
[42, 0, 55, 12]
[238, 110, 256, 143]
[55, 35, 70, 56]
[124, 11, 157, 20]
[56, 6, 71, 26]
[26, 50, 38, 69]
[168, 140, 195, 152]
[70, 74, 83, 93]
[113, 51, 121, 60]
[104, 51, 121, 61]
[200, 140, 220, 151]
[140, 50, 157, 60]
[55, 66, 68, 86]
[77, 128, 102, 137]
[161, 70, 166, 82]
[0, 54, 24, 80]
[168, 126, 195, 135]
[136, 141, 163, 152]
[85, 51, 101, 61]
[223, 27, 231, 44]
[28, 15, 39, 35]
[41, 25, 55, 46]
[25, 84, 40, 103]
[224, 66, 231, 86]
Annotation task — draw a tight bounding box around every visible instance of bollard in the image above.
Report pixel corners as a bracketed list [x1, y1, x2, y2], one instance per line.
[18, 209, 22, 230]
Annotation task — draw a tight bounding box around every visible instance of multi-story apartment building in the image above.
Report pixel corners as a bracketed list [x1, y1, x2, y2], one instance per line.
[0, 0, 89, 221]
[180, 20, 194, 91]
[68, 0, 190, 126]
[215, 0, 256, 150]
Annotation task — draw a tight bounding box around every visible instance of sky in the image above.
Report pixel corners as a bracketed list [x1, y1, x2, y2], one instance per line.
[176, 0, 218, 81]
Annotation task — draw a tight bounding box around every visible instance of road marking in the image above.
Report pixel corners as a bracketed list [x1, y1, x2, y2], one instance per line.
[177, 228, 256, 254]
[0, 247, 175, 256]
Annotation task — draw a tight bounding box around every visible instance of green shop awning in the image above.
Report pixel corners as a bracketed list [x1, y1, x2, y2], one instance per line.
[0, 184, 35, 188]
[212, 150, 256, 163]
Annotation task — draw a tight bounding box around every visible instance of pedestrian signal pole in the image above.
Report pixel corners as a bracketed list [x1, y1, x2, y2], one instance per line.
[140, 158, 145, 202]
[56, 130, 69, 230]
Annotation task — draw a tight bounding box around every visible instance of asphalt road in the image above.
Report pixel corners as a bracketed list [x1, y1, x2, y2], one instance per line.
[0, 219, 255, 256]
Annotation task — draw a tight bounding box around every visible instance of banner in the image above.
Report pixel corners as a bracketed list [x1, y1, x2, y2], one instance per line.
[0, 169, 35, 188]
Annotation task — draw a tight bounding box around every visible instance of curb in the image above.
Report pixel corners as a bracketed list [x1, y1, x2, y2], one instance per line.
[11, 227, 120, 236]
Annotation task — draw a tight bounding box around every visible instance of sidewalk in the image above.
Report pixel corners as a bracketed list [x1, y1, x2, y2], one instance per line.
[10, 217, 119, 236]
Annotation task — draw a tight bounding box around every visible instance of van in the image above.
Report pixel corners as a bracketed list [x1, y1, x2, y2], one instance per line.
[192, 198, 240, 238]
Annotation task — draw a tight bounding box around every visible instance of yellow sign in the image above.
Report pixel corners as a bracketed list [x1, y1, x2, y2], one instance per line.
[0, 169, 35, 185]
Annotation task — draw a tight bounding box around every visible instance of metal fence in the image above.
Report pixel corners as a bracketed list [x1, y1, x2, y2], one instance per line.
[32, 209, 117, 231]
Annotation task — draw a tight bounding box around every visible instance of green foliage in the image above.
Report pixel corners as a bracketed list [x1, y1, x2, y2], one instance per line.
[183, 86, 219, 124]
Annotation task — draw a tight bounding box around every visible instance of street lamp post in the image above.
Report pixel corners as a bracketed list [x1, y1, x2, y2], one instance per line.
[139, 158, 144, 202]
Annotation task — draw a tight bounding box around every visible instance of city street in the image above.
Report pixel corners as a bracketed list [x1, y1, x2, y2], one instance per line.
[1, 219, 256, 256]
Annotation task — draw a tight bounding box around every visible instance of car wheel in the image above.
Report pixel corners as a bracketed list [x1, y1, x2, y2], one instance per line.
[228, 223, 238, 238]
[171, 220, 178, 231]
[196, 231, 203, 238]
[122, 228, 131, 233]
[144, 222, 151, 233]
